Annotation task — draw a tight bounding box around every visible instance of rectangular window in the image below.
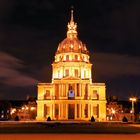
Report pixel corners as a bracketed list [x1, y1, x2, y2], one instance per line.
[65, 69, 69, 76]
[74, 69, 78, 77]
[44, 90, 50, 99]
[44, 105, 50, 117]
[75, 55, 78, 61]
[66, 55, 69, 61]
[93, 90, 98, 99]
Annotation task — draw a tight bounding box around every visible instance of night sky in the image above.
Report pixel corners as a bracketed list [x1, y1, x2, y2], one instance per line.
[0, 0, 140, 100]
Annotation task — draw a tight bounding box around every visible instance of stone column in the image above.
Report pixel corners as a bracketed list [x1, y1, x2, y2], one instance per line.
[75, 83, 77, 97]
[52, 103, 55, 120]
[82, 104, 85, 119]
[82, 84, 85, 99]
[66, 84, 68, 98]
[66, 103, 68, 120]
[79, 84, 81, 97]
[75, 104, 77, 120]
[90, 104, 93, 117]
[36, 101, 44, 121]
[79, 103, 81, 119]
[59, 104, 61, 120]
[61, 84, 63, 97]
[63, 104, 66, 119]
[59, 84, 62, 97]
[88, 104, 91, 119]
[88, 84, 90, 99]
[99, 102, 106, 121]
[61, 104, 63, 119]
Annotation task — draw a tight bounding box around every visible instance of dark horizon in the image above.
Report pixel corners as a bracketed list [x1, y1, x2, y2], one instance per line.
[0, 0, 140, 100]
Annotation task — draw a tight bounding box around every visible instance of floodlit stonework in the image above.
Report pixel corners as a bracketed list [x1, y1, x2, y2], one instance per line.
[36, 9, 106, 121]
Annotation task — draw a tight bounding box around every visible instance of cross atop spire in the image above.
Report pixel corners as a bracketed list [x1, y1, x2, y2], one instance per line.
[70, 6, 74, 23]
[67, 7, 78, 38]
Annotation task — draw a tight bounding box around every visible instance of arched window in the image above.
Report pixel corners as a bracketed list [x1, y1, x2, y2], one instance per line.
[74, 69, 78, 77]
[68, 84, 74, 99]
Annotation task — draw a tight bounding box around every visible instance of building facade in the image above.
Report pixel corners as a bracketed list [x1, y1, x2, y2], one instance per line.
[36, 10, 106, 121]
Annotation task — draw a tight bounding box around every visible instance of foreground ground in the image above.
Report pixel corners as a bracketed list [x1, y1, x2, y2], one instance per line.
[0, 134, 140, 140]
[0, 121, 140, 134]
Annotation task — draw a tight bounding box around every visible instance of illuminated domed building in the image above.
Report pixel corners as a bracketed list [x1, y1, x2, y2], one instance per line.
[36, 10, 106, 121]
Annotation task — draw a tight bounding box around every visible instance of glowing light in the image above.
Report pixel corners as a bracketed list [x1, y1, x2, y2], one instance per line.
[129, 97, 136, 102]
[111, 109, 115, 114]
[30, 107, 36, 111]
[10, 108, 16, 115]
[70, 44, 73, 48]
[129, 97, 137, 114]
[22, 107, 25, 110]
[26, 107, 29, 110]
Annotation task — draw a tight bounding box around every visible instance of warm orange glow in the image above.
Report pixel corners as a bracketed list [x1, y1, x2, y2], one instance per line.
[26, 107, 29, 110]
[111, 109, 116, 114]
[22, 107, 25, 110]
[30, 107, 36, 111]
[1, 134, 140, 140]
[36, 9, 106, 121]
[129, 97, 136, 102]
[10, 108, 16, 115]
[129, 97, 137, 115]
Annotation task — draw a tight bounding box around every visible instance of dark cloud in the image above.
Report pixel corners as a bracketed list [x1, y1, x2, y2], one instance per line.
[91, 52, 140, 100]
[0, 52, 38, 87]
[92, 52, 140, 79]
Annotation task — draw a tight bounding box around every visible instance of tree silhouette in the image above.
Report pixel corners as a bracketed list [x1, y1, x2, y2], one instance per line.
[122, 116, 128, 122]
[91, 116, 95, 122]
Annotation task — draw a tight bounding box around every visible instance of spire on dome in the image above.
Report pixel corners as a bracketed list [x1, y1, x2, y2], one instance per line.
[70, 7, 74, 23]
[67, 7, 77, 38]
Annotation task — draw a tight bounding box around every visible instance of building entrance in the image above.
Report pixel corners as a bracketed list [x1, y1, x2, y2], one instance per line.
[68, 104, 75, 119]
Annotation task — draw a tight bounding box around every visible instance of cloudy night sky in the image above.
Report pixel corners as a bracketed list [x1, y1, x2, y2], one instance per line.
[0, 0, 140, 100]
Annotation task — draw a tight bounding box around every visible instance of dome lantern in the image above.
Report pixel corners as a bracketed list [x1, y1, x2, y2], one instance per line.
[67, 9, 78, 38]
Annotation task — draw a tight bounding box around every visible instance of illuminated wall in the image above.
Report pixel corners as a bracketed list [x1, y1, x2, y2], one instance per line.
[36, 9, 106, 121]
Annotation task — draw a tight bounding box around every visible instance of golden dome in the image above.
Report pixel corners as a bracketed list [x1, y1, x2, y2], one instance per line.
[56, 9, 89, 55]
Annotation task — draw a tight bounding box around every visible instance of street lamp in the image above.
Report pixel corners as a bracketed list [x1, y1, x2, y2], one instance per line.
[129, 97, 137, 121]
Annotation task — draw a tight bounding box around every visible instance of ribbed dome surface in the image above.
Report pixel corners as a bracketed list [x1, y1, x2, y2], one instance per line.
[56, 9, 89, 55]
[56, 37, 89, 54]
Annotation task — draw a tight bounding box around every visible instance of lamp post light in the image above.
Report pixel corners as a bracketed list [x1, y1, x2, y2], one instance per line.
[129, 97, 137, 122]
